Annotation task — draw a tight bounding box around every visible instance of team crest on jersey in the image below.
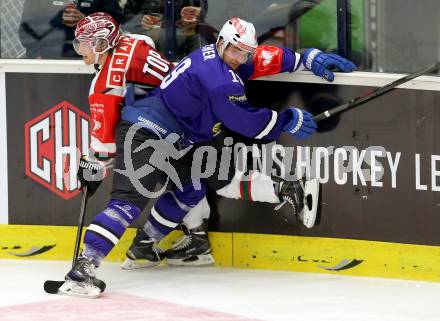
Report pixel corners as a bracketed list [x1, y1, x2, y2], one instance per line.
[24, 102, 90, 200]
[260, 50, 277, 66]
[212, 122, 222, 136]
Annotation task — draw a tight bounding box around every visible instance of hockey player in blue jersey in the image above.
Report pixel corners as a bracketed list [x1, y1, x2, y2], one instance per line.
[154, 17, 354, 143]
[122, 17, 356, 267]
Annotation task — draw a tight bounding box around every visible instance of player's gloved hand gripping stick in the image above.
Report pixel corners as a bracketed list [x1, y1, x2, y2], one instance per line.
[77, 156, 109, 196]
[282, 48, 356, 139]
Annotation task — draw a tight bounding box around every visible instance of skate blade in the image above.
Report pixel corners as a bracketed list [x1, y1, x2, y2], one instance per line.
[167, 254, 215, 266]
[57, 280, 102, 299]
[302, 178, 320, 228]
[121, 258, 161, 270]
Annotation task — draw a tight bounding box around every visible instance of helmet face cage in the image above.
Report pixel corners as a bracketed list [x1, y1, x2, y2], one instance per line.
[222, 45, 254, 64]
[216, 17, 258, 59]
[73, 12, 120, 55]
[72, 38, 110, 55]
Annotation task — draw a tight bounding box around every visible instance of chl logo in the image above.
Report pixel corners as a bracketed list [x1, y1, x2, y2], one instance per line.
[24, 101, 90, 200]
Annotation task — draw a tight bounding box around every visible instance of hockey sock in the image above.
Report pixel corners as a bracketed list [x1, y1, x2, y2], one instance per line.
[82, 245, 105, 267]
[182, 196, 210, 230]
[84, 199, 141, 264]
[146, 183, 206, 239]
[217, 170, 280, 203]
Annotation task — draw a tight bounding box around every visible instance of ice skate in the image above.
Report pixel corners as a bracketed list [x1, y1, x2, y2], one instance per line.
[166, 223, 214, 266]
[122, 228, 165, 270]
[275, 177, 319, 228]
[59, 256, 106, 298]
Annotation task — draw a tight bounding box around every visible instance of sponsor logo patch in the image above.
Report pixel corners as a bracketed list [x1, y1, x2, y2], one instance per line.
[227, 94, 247, 103]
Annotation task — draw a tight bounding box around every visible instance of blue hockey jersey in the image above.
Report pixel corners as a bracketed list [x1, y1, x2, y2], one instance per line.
[153, 43, 300, 144]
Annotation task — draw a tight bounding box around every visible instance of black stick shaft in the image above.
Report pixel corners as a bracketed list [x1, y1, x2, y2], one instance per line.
[313, 62, 440, 122]
[72, 187, 88, 267]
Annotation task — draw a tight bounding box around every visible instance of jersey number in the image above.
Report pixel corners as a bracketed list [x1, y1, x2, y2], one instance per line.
[228, 70, 244, 85]
[160, 58, 192, 89]
[143, 50, 170, 81]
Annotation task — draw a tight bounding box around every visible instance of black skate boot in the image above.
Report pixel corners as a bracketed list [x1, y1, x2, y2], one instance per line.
[274, 177, 319, 228]
[59, 256, 106, 298]
[122, 228, 165, 270]
[165, 222, 215, 266]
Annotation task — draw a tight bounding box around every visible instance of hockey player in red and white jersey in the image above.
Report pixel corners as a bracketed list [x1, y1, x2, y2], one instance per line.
[59, 12, 214, 298]
[74, 12, 213, 263]
[75, 16, 171, 158]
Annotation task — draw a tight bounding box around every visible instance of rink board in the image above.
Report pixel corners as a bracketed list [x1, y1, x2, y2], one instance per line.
[3, 68, 440, 246]
[2, 61, 440, 284]
[1, 224, 440, 282]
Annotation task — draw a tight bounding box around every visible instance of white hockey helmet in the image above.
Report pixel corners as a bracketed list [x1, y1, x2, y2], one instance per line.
[216, 17, 258, 57]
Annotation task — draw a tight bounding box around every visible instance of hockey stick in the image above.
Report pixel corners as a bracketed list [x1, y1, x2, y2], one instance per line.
[313, 62, 440, 122]
[72, 185, 88, 267]
[43, 187, 91, 294]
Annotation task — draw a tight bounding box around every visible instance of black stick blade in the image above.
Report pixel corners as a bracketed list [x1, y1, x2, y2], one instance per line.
[43, 280, 65, 294]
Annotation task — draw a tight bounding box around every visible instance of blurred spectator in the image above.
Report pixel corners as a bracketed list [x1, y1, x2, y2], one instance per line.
[285, 0, 366, 68]
[0, 0, 27, 58]
[49, 0, 124, 57]
[123, 0, 208, 59]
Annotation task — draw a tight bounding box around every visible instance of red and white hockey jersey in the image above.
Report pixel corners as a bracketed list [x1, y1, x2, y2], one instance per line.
[88, 34, 174, 157]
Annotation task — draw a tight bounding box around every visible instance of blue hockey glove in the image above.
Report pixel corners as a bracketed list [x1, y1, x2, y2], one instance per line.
[282, 107, 317, 139]
[302, 48, 356, 82]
